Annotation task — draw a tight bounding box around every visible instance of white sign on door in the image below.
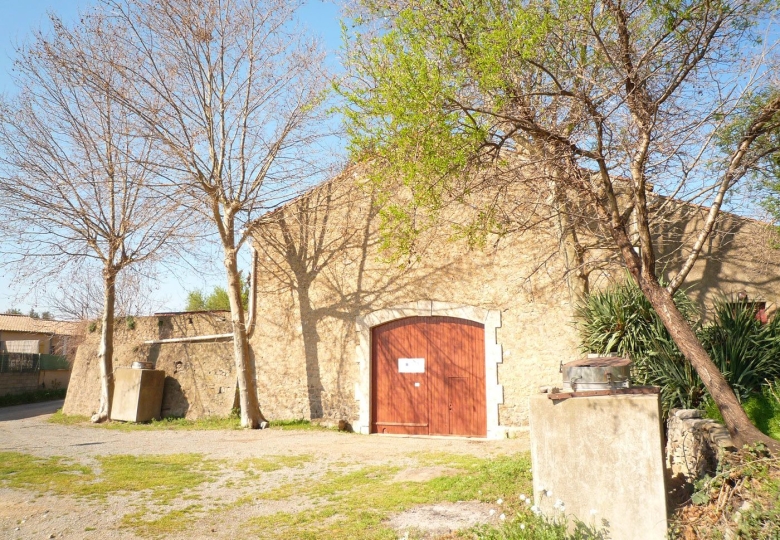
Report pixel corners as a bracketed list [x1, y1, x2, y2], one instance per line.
[398, 358, 425, 373]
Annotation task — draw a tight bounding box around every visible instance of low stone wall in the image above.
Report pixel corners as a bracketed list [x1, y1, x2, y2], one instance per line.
[39, 369, 70, 390]
[63, 313, 236, 420]
[666, 409, 736, 483]
[0, 373, 39, 395]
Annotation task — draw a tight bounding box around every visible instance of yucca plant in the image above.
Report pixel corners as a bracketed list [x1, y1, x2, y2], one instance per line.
[575, 276, 701, 413]
[574, 273, 698, 360]
[699, 300, 780, 401]
[577, 277, 780, 414]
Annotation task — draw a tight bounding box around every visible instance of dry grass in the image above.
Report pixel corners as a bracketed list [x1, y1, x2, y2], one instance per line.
[671, 444, 780, 539]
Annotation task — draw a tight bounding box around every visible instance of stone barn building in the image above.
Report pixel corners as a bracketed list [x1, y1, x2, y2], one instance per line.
[64, 166, 780, 437]
[246, 168, 780, 438]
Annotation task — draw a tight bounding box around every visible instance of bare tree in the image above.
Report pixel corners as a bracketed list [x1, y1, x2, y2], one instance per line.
[48, 264, 167, 320]
[343, 0, 780, 449]
[66, 0, 335, 428]
[0, 15, 190, 422]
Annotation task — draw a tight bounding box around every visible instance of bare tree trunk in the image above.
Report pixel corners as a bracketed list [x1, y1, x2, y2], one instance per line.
[223, 247, 265, 428]
[560, 219, 589, 304]
[636, 275, 780, 452]
[91, 270, 116, 423]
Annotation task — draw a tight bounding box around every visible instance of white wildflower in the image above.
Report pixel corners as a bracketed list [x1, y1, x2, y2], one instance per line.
[489, 509, 496, 516]
[497, 498, 503, 505]
[499, 513, 506, 521]
[553, 499, 563, 510]
[530, 505, 541, 515]
[520, 524, 526, 530]
[545, 489, 553, 497]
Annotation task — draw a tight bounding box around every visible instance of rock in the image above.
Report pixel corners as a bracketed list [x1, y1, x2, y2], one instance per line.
[675, 409, 703, 420]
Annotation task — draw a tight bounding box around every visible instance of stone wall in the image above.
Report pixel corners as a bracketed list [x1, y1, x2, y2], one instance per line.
[248, 171, 780, 430]
[39, 370, 70, 390]
[63, 313, 236, 420]
[249, 173, 590, 427]
[0, 373, 39, 396]
[666, 409, 736, 484]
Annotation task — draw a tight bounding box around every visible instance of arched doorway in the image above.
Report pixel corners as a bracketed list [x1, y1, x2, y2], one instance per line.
[371, 316, 487, 437]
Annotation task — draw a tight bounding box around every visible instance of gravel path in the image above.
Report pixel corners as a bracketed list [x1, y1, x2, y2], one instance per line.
[1, 413, 528, 462]
[0, 409, 529, 540]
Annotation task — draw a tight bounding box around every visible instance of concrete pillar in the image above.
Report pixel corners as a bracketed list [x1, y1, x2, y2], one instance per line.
[529, 393, 668, 539]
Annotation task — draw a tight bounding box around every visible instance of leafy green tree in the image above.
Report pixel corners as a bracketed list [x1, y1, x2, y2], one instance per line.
[342, 0, 780, 449]
[186, 278, 249, 312]
[3, 308, 22, 315]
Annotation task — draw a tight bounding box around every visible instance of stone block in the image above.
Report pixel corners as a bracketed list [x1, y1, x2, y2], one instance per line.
[111, 368, 165, 422]
[673, 409, 703, 420]
[529, 393, 667, 540]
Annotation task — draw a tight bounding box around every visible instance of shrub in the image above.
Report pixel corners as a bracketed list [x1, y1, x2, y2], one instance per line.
[576, 276, 780, 414]
[698, 301, 780, 401]
[575, 275, 702, 412]
[705, 381, 780, 441]
[0, 388, 67, 408]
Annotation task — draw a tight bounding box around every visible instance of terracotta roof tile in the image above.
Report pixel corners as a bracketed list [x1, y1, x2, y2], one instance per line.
[0, 314, 83, 335]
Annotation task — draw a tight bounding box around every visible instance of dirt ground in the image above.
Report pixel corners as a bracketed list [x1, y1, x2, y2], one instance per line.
[0, 404, 529, 540]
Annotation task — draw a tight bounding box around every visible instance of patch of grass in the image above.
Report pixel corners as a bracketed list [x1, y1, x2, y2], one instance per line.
[92, 454, 220, 502]
[0, 452, 219, 503]
[0, 452, 93, 494]
[238, 453, 314, 474]
[248, 453, 533, 540]
[101, 415, 242, 431]
[48, 409, 242, 430]
[703, 382, 780, 441]
[121, 504, 203, 537]
[268, 418, 332, 431]
[48, 409, 90, 425]
[471, 511, 609, 539]
[0, 388, 67, 408]
[49, 410, 339, 432]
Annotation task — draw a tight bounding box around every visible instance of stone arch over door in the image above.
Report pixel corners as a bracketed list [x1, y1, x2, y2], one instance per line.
[355, 301, 504, 438]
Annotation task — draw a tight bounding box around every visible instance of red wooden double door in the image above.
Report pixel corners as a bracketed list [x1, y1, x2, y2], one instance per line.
[371, 316, 486, 437]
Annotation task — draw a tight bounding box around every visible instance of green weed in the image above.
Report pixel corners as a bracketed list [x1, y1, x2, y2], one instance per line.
[247, 453, 532, 539]
[704, 382, 780, 441]
[48, 410, 339, 431]
[48, 409, 242, 430]
[0, 452, 218, 502]
[268, 418, 332, 431]
[121, 504, 203, 537]
[238, 453, 314, 474]
[0, 452, 93, 494]
[472, 511, 609, 539]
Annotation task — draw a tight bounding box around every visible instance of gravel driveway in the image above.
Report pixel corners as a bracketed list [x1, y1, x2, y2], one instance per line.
[0, 408, 530, 540]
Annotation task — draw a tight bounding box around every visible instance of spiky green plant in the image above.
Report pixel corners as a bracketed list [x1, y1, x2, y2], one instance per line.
[699, 300, 780, 400]
[576, 276, 780, 414]
[575, 276, 701, 412]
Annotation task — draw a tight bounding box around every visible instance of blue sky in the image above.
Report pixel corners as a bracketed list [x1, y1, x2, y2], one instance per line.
[0, 0, 345, 316]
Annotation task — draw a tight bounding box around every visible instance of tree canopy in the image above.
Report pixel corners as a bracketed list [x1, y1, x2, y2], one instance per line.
[186, 280, 249, 312]
[341, 0, 780, 449]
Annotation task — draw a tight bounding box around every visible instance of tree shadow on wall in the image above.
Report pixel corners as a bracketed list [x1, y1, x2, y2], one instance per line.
[652, 202, 780, 312]
[251, 171, 462, 419]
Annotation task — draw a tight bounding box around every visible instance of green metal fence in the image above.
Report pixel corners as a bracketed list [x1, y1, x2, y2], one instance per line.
[39, 355, 70, 370]
[0, 354, 69, 373]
